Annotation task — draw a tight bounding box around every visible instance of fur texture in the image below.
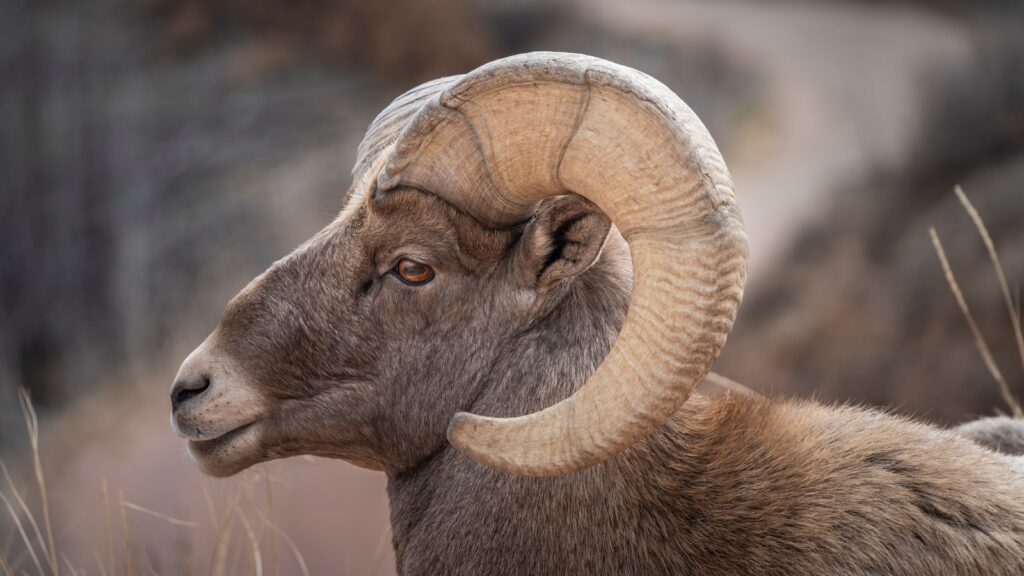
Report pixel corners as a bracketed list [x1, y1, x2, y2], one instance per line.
[956, 417, 1024, 456]
[172, 188, 1024, 574]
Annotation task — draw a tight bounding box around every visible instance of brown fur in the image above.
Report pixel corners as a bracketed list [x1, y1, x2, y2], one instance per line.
[956, 417, 1024, 456]
[172, 186, 1024, 574]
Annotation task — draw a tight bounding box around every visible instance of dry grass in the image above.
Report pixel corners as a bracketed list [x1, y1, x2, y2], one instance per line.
[930, 186, 1024, 416]
[704, 371, 762, 398]
[1, 393, 310, 576]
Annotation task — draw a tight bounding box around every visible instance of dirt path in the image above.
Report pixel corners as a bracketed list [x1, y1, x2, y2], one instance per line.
[580, 0, 971, 278]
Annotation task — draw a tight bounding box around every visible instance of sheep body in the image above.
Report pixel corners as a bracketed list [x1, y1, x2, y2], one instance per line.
[169, 53, 1024, 574]
[383, 235, 1024, 575]
[390, 393, 1024, 575]
[957, 416, 1024, 456]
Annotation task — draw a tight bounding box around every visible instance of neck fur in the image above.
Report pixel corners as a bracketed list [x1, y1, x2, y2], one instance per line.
[383, 231, 699, 572]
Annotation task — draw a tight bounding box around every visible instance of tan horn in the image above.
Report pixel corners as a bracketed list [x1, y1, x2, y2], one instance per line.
[377, 52, 748, 476]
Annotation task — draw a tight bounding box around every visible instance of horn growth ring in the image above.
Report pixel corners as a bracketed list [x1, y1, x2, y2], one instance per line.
[377, 52, 748, 476]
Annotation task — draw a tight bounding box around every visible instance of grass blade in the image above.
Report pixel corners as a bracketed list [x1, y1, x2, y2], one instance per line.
[17, 390, 58, 576]
[3, 511, 14, 560]
[0, 464, 48, 573]
[0, 491, 43, 576]
[92, 551, 109, 576]
[100, 481, 112, 576]
[705, 371, 761, 398]
[237, 512, 262, 576]
[209, 501, 237, 576]
[261, 469, 279, 576]
[930, 227, 1023, 416]
[119, 503, 198, 529]
[955, 185, 1024, 391]
[254, 512, 309, 576]
[200, 485, 217, 529]
[117, 490, 132, 576]
[0, 550, 13, 576]
[59, 555, 79, 576]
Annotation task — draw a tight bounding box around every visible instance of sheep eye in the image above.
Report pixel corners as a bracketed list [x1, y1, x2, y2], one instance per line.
[393, 259, 434, 285]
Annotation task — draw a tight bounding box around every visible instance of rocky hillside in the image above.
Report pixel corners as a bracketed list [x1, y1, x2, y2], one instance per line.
[720, 23, 1024, 423]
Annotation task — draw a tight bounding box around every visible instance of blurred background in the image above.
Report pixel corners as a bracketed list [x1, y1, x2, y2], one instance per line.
[1, 0, 1022, 573]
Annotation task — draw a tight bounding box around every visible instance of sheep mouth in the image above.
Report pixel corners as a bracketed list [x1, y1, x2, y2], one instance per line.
[173, 413, 256, 441]
[189, 421, 254, 447]
[186, 421, 263, 477]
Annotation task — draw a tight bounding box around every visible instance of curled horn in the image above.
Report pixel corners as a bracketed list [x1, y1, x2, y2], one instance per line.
[369, 52, 748, 476]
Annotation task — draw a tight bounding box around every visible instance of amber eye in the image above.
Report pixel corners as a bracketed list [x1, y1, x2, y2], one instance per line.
[393, 259, 434, 285]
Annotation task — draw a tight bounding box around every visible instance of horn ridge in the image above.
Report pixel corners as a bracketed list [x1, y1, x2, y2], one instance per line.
[362, 52, 747, 476]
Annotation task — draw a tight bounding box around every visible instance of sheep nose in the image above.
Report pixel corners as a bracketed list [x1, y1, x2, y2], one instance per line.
[171, 374, 210, 412]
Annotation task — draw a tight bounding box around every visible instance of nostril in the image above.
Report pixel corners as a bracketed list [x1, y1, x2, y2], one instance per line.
[171, 376, 211, 410]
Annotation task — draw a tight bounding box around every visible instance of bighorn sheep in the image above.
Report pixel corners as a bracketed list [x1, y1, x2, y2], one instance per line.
[170, 53, 1024, 574]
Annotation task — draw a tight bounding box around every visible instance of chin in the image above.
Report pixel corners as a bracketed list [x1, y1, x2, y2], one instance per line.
[187, 422, 264, 477]
[190, 452, 255, 477]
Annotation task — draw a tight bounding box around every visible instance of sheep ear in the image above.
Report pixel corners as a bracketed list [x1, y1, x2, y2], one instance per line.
[518, 194, 612, 290]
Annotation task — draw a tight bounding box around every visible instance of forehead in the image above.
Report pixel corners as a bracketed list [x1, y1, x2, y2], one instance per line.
[355, 186, 517, 265]
[367, 188, 461, 244]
